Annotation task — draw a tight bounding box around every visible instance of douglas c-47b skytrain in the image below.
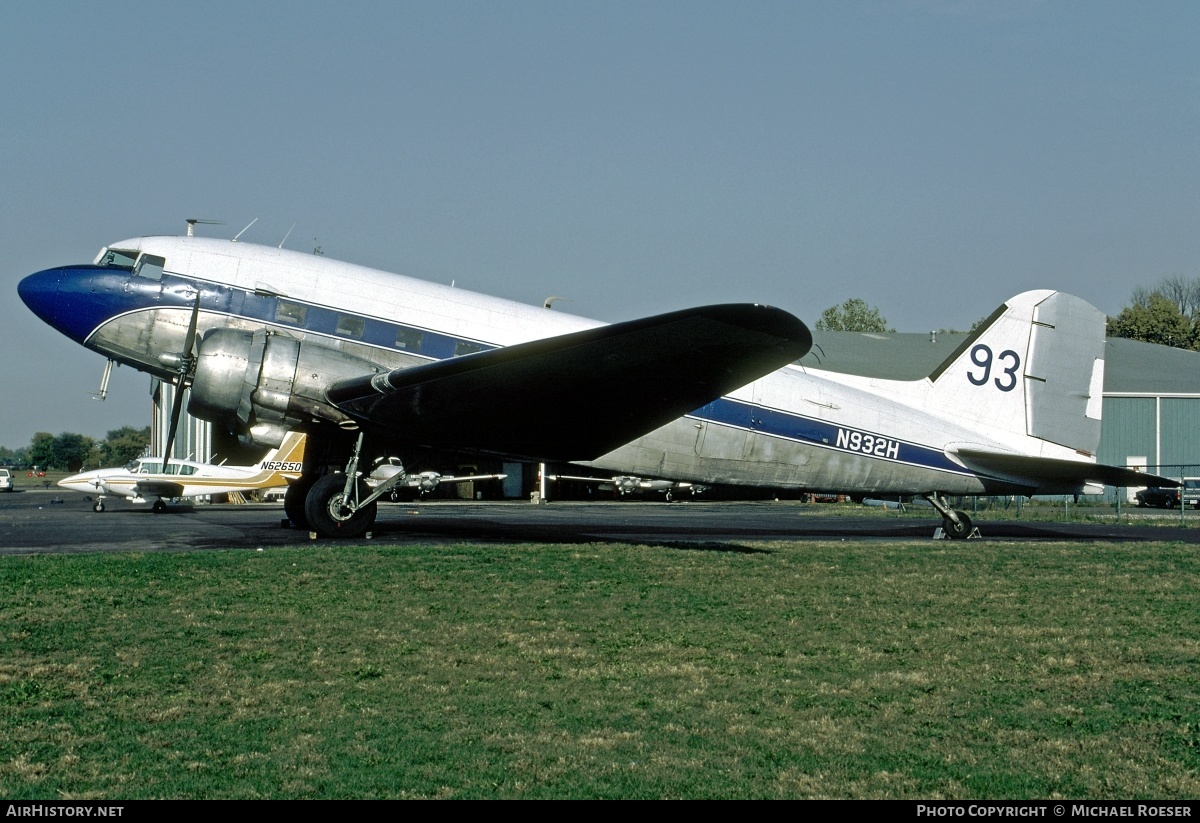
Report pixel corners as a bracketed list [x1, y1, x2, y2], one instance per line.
[18, 233, 1167, 538]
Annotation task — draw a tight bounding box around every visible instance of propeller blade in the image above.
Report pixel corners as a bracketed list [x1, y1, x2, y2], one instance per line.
[162, 293, 202, 474]
[162, 381, 186, 474]
[182, 292, 201, 359]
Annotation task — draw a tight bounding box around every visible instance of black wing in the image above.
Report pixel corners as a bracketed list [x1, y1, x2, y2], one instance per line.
[326, 303, 810, 461]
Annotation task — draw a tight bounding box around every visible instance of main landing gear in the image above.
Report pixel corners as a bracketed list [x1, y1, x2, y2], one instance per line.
[923, 492, 979, 540]
[304, 474, 377, 538]
[285, 432, 399, 539]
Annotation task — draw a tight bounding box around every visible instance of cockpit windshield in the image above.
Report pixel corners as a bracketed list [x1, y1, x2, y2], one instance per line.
[92, 249, 165, 281]
[94, 248, 138, 269]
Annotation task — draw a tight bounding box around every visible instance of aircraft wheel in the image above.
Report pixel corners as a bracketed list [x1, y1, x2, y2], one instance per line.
[305, 474, 377, 539]
[284, 476, 317, 529]
[152, 499, 167, 514]
[942, 511, 972, 540]
[93, 500, 105, 513]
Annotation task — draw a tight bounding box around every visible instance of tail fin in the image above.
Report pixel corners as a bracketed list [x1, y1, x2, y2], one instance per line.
[254, 431, 307, 481]
[926, 290, 1106, 455]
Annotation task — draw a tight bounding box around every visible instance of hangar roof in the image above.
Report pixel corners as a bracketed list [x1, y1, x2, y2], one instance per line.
[797, 332, 1200, 395]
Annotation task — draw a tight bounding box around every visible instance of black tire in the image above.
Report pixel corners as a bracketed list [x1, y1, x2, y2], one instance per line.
[1165, 499, 1176, 509]
[942, 510, 972, 540]
[284, 476, 317, 529]
[152, 499, 167, 513]
[93, 500, 104, 513]
[304, 474, 377, 539]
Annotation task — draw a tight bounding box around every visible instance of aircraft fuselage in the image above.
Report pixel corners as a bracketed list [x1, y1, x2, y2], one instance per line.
[20, 235, 1103, 501]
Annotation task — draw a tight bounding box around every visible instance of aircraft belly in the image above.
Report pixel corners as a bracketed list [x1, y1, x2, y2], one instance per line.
[589, 418, 989, 495]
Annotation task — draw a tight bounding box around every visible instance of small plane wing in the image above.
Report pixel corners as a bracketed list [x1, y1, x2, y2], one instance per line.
[326, 304, 811, 461]
[953, 448, 1180, 492]
[132, 479, 185, 498]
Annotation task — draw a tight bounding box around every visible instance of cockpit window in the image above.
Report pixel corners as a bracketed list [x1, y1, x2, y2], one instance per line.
[95, 248, 138, 269]
[134, 254, 165, 281]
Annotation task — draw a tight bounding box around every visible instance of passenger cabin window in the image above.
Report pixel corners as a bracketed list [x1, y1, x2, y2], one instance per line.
[134, 254, 165, 281]
[96, 248, 138, 269]
[275, 300, 307, 326]
[337, 315, 365, 339]
[395, 328, 424, 351]
[454, 341, 482, 357]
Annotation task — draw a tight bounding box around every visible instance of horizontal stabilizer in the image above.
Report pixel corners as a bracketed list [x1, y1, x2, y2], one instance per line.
[954, 448, 1178, 493]
[327, 304, 811, 461]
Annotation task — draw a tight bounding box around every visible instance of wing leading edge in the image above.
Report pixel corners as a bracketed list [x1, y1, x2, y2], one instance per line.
[326, 303, 811, 461]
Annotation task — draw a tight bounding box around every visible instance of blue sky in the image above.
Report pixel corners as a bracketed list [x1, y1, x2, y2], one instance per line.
[3, 1, 1198, 446]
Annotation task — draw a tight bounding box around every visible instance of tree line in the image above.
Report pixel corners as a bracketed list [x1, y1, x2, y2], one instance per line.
[1105, 275, 1200, 350]
[1, 426, 151, 472]
[818, 276, 1200, 350]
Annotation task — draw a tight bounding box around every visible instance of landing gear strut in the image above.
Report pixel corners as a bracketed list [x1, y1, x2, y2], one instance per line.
[305, 473, 377, 538]
[924, 493, 977, 540]
[300, 432, 386, 539]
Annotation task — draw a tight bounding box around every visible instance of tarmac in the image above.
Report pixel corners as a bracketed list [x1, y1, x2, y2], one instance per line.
[2, 486, 1198, 555]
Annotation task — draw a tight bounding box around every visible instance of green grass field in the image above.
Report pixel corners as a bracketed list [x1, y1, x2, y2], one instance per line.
[2, 538, 1198, 799]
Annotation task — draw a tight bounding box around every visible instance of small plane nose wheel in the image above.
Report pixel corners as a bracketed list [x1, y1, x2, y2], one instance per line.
[93, 499, 105, 513]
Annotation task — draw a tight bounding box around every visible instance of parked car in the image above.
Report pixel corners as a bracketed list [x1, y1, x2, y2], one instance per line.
[1136, 484, 1200, 509]
[0, 469, 11, 492]
[1184, 478, 1200, 509]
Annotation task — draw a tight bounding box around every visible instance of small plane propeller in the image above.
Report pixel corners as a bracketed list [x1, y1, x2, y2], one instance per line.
[161, 292, 202, 474]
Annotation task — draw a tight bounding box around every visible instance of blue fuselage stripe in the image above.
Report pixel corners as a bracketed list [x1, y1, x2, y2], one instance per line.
[688, 397, 967, 475]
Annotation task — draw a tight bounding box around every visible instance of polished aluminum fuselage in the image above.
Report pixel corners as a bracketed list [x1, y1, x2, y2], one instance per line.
[23, 236, 1095, 496]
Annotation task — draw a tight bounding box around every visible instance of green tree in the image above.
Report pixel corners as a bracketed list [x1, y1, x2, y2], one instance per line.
[29, 432, 54, 469]
[50, 433, 95, 472]
[814, 298, 894, 333]
[0, 445, 29, 466]
[1107, 292, 1198, 350]
[102, 426, 151, 466]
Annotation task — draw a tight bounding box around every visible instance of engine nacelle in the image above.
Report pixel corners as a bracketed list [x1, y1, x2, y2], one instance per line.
[189, 328, 381, 447]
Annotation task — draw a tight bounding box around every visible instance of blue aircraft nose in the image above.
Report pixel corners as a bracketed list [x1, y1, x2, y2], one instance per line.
[18, 268, 62, 328]
[19, 264, 132, 346]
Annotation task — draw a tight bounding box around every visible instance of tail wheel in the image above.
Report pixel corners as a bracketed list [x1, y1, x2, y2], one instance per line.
[284, 476, 317, 529]
[942, 511, 973, 540]
[304, 474, 377, 539]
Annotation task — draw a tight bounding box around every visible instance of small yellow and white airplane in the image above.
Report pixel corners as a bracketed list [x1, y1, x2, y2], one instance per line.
[59, 431, 306, 512]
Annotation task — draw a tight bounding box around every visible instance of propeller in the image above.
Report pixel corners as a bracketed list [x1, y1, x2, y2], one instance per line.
[161, 292, 202, 474]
